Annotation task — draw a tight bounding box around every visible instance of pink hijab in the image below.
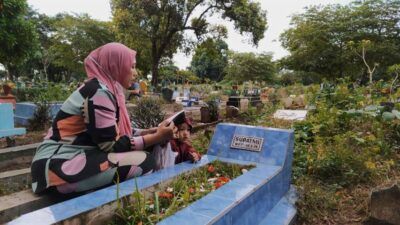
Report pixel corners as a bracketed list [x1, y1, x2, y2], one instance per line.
[84, 42, 136, 138]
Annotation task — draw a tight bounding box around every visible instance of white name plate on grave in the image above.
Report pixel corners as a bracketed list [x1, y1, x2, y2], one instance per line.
[230, 135, 264, 152]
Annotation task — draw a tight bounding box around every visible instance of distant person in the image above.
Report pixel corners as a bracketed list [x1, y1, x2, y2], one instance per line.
[127, 71, 141, 100]
[139, 79, 148, 94]
[30, 43, 175, 195]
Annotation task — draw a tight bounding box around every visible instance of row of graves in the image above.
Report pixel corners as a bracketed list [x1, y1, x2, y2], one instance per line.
[0, 83, 304, 225]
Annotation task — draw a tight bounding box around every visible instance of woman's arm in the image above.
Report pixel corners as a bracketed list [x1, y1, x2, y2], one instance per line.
[141, 121, 174, 147]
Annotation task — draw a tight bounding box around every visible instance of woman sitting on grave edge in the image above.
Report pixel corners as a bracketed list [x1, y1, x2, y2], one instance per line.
[30, 42, 175, 195]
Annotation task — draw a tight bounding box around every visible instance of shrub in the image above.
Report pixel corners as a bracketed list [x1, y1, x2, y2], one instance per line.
[206, 100, 219, 122]
[28, 101, 51, 131]
[131, 97, 165, 128]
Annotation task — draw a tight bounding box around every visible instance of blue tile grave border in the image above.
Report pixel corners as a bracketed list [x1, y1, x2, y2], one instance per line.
[9, 123, 296, 225]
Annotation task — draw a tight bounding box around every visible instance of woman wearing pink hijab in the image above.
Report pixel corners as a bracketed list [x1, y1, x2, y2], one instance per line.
[31, 43, 174, 195]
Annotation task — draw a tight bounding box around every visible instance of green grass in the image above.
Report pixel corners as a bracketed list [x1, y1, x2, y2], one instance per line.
[110, 161, 254, 225]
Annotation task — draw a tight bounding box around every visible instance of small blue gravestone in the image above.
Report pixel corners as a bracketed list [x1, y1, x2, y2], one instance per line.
[14, 102, 62, 126]
[0, 103, 26, 138]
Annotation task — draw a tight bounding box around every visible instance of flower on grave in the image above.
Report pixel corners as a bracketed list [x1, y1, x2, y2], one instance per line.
[213, 177, 230, 189]
[207, 165, 215, 173]
[158, 192, 174, 199]
[217, 177, 230, 184]
[166, 187, 174, 193]
[216, 173, 221, 177]
[188, 187, 195, 194]
[214, 181, 223, 189]
[241, 168, 248, 173]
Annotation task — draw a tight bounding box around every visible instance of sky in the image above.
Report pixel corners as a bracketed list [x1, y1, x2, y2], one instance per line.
[27, 0, 353, 69]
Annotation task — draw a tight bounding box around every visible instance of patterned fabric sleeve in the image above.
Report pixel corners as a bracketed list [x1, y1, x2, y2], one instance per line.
[82, 87, 144, 152]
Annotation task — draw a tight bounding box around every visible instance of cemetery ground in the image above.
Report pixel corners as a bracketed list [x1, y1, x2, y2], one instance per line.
[0, 81, 399, 224]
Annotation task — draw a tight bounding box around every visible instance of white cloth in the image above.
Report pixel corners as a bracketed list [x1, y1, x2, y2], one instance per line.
[152, 143, 177, 170]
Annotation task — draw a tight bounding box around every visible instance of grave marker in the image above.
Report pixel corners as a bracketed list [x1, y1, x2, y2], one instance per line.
[0, 103, 26, 140]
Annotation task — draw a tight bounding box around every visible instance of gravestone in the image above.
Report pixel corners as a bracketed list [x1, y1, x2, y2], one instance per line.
[0, 103, 26, 146]
[14, 102, 62, 126]
[161, 88, 174, 102]
[369, 183, 400, 225]
[273, 109, 308, 121]
[226, 106, 240, 118]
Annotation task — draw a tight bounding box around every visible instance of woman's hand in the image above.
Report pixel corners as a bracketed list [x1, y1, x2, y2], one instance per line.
[156, 121, 175, 141]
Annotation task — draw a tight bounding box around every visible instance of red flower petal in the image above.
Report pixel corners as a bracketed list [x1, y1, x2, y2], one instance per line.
[214, 181, 223, 189]
[207, 165, 215, 173]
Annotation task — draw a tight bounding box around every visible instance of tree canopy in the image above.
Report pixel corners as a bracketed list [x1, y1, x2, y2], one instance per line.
[22, 11, 115, 82]
[190, 38, 228, 81]
[112, 0, 268, 85]
[280, 0, 400, 83]
[224, 52, 276, 83]
[0, 0, 38, 80]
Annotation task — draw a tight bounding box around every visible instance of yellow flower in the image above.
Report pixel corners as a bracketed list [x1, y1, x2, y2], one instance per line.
[365, 134, 376, 142]
[365, 161, 376, 170]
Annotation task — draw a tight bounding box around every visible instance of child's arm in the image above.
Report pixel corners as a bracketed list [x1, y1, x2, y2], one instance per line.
[181, 142, 201, 163]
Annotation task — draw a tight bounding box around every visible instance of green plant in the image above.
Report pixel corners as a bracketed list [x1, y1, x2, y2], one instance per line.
[112, 161, 254, 225]
[28, 101, 50, 131]
[206, 100, 219, 122]
[191, 130, 212, 155]
[131, 97, 165, 128]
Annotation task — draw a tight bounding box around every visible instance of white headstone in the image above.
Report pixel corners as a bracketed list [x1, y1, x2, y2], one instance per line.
[273, 110, 308, 121]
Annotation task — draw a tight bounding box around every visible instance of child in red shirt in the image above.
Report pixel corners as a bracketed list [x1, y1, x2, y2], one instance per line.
[170, 118, 201, 164]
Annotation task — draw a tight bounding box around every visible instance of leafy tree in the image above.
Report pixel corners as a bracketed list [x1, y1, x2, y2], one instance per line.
[387, 64, 400, 101]
[280, 0, 400, 82]
[190, 38, 228, 81]
[49, 13, 115, 80]
[112, 0, 268, 86]
[159, 60, 179, 84]
[348, 39, 379, 85]
[224, 52, 276, 83]
[0, 0, 38, 80]
[177, 69, 199, 84]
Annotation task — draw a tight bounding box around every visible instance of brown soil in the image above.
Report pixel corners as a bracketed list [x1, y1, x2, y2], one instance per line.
[0, 130, 45, 149]
[0, 161, 32, 173]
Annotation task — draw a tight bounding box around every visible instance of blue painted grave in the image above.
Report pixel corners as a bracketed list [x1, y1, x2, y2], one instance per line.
[9, 123, 296, 225]
[14, 102, 62, 126]
[0, 103, 26, 138]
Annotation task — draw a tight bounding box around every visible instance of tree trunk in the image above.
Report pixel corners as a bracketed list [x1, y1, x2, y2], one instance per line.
[151, 58, 160, 87]
[5, 64, 16, 81]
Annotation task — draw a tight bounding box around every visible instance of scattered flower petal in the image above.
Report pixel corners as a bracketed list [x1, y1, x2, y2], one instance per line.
[207, 165, 215, 173]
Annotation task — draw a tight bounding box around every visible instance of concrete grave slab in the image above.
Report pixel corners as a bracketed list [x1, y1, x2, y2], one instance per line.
[0, 103, 26, 138]
[273, 109, 308, 121]
[8, 123, 296, 225]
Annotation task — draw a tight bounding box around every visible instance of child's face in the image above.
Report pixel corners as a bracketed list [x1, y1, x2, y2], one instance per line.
[177, 123, 191, 141]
